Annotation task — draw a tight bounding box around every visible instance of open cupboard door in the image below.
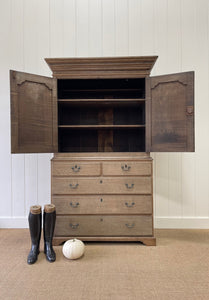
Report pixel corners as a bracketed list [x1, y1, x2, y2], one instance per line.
[10, 70, 58, 153]
[147, 72, 194, 152]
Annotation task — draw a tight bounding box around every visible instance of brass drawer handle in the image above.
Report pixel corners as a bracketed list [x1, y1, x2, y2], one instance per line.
[70, 202, 79, 208]
[72, 165, 80, 172]
[121, 164, 131, 171]
[69, 183, 79, 189]
[125, 202, 135, 208]
[70, 223, 79, 229]
[125, 183, 134, 189]
[125, 223, 135, 229]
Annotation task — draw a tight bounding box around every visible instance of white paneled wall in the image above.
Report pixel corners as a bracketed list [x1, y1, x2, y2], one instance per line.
[0, 0, 209, 228]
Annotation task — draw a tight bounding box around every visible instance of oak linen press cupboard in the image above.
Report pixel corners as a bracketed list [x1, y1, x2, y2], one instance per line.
[10, 56, 194, 246]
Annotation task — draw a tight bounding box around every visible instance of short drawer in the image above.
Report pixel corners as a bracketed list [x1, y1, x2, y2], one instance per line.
[52, 161, 101, 176]
[52, 177, 152, 195]
[52, 195, 152, 214]
[102, 161, 152, 176]
[55, 215, 153, 236]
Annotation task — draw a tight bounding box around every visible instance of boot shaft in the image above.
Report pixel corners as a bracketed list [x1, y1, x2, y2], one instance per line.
[43, 204, 56, 262]
[28, 205, 42, 245]
[27, 205, 42, 264]
[43, 204, 56, 242]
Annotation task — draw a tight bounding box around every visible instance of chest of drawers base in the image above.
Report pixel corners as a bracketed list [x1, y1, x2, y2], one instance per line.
[52, 236, 156, 246]
[51, 153, 156, 246]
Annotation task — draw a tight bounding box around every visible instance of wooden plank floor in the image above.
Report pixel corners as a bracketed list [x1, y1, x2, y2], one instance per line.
[1, 229, 209, 300]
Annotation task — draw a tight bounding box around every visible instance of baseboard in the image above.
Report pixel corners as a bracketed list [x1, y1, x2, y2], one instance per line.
[155, 217, 209, 229]
[1, 216, 209, 229]
[0, 217, 28, 228]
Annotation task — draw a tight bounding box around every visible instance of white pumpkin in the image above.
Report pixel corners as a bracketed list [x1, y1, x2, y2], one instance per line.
[62, 239, 85, 260]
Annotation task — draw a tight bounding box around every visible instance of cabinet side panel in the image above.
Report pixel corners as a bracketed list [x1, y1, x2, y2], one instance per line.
[145, 76, 151, 152]
[52, 78, 58, 152]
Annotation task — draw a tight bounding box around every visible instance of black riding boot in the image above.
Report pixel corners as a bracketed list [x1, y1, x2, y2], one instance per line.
[27, 205, 42, 265]
[43, 204, 56, 262]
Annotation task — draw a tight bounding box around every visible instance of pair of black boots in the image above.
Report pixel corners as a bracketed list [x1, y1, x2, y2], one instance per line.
[27, 204, 56, 264]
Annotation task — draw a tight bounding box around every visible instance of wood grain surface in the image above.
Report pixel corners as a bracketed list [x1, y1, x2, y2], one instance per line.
[52, 194, 152, 215]
[55, 215, 153, 236]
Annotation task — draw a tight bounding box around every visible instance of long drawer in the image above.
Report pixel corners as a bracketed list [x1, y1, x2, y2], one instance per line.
[55, 215, 153, 236]
[52, 161, 101, 176]
[103, 161, 152, 176]
[52, 177, 152, 195]
[52, 195, 152, 214]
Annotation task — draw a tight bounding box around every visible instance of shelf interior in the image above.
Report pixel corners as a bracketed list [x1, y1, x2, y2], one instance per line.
[57, 77, 146, 153]
[58, 128, 145, 152]
[58, 102, 145, 126]
[58, 78, 145, 99]
[58, 125, 145, 128]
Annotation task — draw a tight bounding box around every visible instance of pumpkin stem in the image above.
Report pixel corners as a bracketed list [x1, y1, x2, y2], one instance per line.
[73, 239, 76, 242]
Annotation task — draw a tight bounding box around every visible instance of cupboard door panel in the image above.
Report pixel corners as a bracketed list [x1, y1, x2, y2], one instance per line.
[10, 70, 58, 153]
[149, 71, 194, 152]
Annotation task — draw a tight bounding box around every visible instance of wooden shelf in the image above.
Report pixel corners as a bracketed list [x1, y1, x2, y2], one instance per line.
[58, 125, 145, 129]
[58, 98, 145, 103]
[60, 88, 143, 93]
